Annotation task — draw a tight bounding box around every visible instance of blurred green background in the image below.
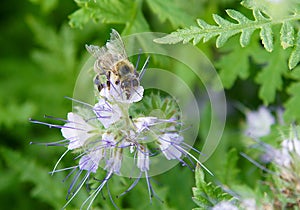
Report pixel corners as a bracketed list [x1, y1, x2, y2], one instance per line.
[0, 0, 263, 209]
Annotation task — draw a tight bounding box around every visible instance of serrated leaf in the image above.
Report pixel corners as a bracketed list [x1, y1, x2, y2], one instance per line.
[192, 165, 233, 208]
[216, 31, 237, 48]
[221, 148, 240, 185]
[213, 14, 235, 27]
[240, 28, 255, 47]
[216, 39, 253, 88]
[260, 24, 273, 52]
[280, 21, 294, 49]
[226, 9, 251, 24]
[284, 82, 300, 122]
[68, 7, 92, 29]
[155, 2, 300, 69]
[255, 41, 288, 104]
[145, 0, 194, 27]
[69, 0, 150, 33]
[289, 30, 300, 69]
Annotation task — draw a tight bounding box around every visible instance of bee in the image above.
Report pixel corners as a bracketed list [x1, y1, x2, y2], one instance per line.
[86, 29, 141, 100]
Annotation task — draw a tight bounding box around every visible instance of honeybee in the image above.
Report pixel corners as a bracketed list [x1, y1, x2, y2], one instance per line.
[86, 29, 141, 99]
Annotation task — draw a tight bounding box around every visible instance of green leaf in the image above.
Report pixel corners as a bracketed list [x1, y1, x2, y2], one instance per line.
[254, 41, 289, 104]
[29, 0, 59, 13]
[68, 7, 93, 29]
[216, 39, 253, 88]
[216, 148, 240, 185]
[145, 0, 194, 28]
[0, 101, 36, 128]
[155, 2, 300, 69]
[284, 82, 300, 123]
[69, 0, 150, 33]
[0, 147, 65, 209]
[260, 23, 273, 52]
[280, 21, 295, 49]
[192, 165, 233, 209]
[288, 30, 300, 69]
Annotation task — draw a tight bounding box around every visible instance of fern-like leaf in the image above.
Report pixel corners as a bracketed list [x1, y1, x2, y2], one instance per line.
[155, 3, 300, 69]
[192, 165, 233, 209]
[289, 30, 300, 69]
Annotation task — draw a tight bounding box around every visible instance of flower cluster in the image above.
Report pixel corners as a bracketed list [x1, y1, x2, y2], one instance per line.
[242, 107, 300, 209]
[31, 30, 209, 209]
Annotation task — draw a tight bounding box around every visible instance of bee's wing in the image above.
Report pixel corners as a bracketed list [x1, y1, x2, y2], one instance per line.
[85, 29, 128, 73]
[85, 44, 106, 58]
[106, 29, 128, 61]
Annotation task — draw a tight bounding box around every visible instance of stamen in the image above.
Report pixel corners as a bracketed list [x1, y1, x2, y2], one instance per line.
[67, 169, 84, 198]
[144, 170, 163, 203]
[51, 149, 70, 175]
[82, 171, 113, 210]
[180, 147, 213, 176]
[64, 96, 94, 108]
[134, 49, 142, 73]
[118, 172, 142, 198]
[29, 139, 69, 147]
[63, 171, 90, 209]
[240, 152, 277, 175]
[139, 56, 150, 80]
[43, 115, 68, 122]
[49, 166, 77, 173]
[106, 182, 120, 210]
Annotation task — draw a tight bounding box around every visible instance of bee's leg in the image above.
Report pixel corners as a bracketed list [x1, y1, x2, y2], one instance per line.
[126, 92, 131, 100]
[139, 56, 150, 80]
[94, 75, 105, 92]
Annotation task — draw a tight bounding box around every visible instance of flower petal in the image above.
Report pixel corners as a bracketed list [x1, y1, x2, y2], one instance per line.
[159, 133, 183, 160]
[61, 113, 95, 150]
[93, 99, 122, 128]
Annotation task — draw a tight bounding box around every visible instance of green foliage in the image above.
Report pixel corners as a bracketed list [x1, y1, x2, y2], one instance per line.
[29, 0, 59, 13]
[145, 0, 194, 28]
[192, 165, 234, 209]
[155, 1, 300, 69]
[0, 147, 86, 209]
[69, 0, 150, 33]
[217, 148, 240, 186]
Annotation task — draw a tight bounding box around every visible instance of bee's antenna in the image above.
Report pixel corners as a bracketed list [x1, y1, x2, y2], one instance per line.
[139, 56, 150, 80]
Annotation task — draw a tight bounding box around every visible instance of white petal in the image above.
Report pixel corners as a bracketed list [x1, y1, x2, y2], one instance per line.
[93, 99, 122, 128]
[61, 113, 95, 150]
[273, 148, 291, 167]
[245, 106, 275, 138]
[100, 85, 144, 103]
[134, 117, 158, 133]
[159, 133, 183, 160]
[212, 201, 238, 210]
[281, 138, 300, 156]
[137, 147, 149, 172]
[79, 150, 103, 173]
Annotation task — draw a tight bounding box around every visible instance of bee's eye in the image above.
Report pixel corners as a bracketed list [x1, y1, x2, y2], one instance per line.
[119, 65, 130, 75]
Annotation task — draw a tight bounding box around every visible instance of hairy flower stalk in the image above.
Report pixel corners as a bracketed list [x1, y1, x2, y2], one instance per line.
[31, 29, 210, 209]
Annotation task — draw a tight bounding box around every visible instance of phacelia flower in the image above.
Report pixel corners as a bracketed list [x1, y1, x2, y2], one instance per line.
[244, 124, 300, 209]
[31, 29, 210, 209]
[212, 201, 238, 210]
[245, 106, 275, 138]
